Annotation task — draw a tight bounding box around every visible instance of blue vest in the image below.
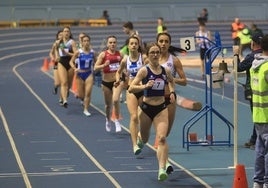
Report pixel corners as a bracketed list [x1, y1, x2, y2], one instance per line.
[142, 65, 167, 97]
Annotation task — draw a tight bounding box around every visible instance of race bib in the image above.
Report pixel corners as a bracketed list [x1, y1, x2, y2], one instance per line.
[151, 78, 165, 90]
[109, 62, 120, 71]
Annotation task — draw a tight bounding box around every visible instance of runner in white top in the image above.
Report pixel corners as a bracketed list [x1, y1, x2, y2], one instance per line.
[115, 36, 146, 155]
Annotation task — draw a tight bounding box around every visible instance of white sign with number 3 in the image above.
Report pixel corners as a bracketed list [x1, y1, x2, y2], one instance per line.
[180, 37, 196, 52]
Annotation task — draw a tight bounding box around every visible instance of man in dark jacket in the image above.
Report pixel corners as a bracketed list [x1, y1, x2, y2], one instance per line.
[233, 32, 264, 149]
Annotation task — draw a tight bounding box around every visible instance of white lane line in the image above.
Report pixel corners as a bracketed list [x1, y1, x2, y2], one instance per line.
[36, 152, 68, 155]
[13, 57, 122, 188]
[106, 150, 131, 153]
[0, 42, 51, 52]
[43, 165, 76, 172]
[43, 63, 212, 188]
[40, 158, 70, 161]
[97, 138, 124, 142]
[0, 107, 32, 188]
[120, 163, 152, 166]
[30, 141, 56, 143]
[0, 165, 254, 178]
[0, 49, 47, 61]
[0, 36, 52, 44]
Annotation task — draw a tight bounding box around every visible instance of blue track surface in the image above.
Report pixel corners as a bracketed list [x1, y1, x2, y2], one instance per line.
[0, 27, 255, 188]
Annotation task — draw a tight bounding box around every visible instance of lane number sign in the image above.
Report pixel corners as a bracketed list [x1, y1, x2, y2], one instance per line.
[180, 37, 195, 52]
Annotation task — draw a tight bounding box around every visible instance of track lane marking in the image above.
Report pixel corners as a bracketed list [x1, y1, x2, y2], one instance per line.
[0, 107, 32, 188]
[13, 57, 122, 188]
[42, 60, 213, 188]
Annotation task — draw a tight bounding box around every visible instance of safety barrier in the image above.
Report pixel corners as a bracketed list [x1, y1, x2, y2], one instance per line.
[0, 19, 108, 28]
[17, 19, 56, 27]
[79, 19, 107, 27]
[57, 19, 78, 26]
[0, 21, 13, 28]
[18, 19, 43, 27]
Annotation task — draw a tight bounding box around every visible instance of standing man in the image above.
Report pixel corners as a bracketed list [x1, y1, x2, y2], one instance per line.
[250, 23, 263, 37]
[231, 17, 245, 45]
[250, 34, 268, 188]
[233, 32, 264, 150]
[121, 21, 142, 55]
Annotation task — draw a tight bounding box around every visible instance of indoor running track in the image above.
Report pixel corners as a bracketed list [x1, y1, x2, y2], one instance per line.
[0, 28, 211, 188]
[0, 27, 255, 188]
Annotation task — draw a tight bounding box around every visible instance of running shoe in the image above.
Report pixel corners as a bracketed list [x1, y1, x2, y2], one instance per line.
[80, 99, 84, 106]
[133, 145, 141, 155]
[253, 182, 263, 188]
[166, 162, 174, 174]
[83, 110, 91, 117]
[105, 120, 111, 132]
[158, 168, 168, 181]
[53, 86, 58, 95]
[59, 99, 63, 105]
[63, 101, 68, 108]
[137, 136, 144, 149]
[114, 120, 122, 132]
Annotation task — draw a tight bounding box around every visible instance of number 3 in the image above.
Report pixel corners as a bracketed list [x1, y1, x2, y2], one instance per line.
[180, 37, 196, 52]
[184, 39, 191, 50]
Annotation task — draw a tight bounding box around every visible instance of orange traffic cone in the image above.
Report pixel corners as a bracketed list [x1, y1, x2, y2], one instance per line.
[233, 164, 248, 188]
[41, 58, 49, 71]
[111, 107, 123, 121]
[154, 137, 158, 149]
[49, 59, 55, 67]
[71, 74, 77, 96]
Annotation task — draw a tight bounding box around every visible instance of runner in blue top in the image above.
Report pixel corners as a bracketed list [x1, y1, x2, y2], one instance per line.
[70, 35, 96, 116]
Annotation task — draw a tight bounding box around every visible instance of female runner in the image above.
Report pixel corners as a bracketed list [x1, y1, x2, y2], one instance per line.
[129, 43, 176, 181]
[55, 26, 77, 107]
[115, 36, 146, 155]
[70, 35, 96, 116]
[94, 36, 124, 132]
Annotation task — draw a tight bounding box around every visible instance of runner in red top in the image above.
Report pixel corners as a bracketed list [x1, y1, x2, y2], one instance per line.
[94, 36, 124, 133]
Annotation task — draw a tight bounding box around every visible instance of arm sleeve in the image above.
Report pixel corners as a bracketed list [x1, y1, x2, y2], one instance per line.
[237, 54, 254, 72]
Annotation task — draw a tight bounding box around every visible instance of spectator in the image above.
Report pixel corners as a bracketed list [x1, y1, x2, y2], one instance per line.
[101, 10, 112, 25]
[121, 21, 142, 55]
[250, 23, 263, 37]
[197, 8, 208, 24]
[231, 18, 245, 45]
[157, 17, 167, 34]
[250, 34, 268, 188]
[233, 31, 264, 150]
[237, 27, 252, 57]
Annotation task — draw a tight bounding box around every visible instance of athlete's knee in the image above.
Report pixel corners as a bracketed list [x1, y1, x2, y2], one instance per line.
[113, 97, 120, 104]
[130, 113, 138, 124]
[158, 135, 167, 145]
[61, 81, 68, 87]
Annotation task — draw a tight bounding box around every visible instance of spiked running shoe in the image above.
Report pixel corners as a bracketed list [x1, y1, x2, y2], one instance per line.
[133, 145, 142, 155]
[137, 136, 144, 149]
[105, 120, 111, 132]
[83, 110, 91, 117]
[166, 162, 174, 174]
[158, 168, 168, 181]
[63, 101, 68, 108]
[114, 120, 122, 132]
